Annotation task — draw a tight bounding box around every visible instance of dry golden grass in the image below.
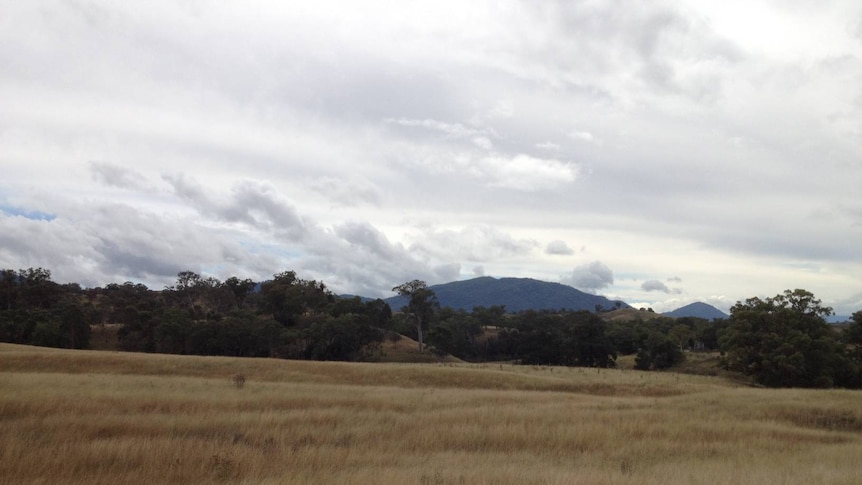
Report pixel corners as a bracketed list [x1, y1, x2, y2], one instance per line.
[1, 343, 861, 485]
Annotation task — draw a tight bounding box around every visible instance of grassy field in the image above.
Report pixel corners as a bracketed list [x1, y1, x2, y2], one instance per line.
[1, 343, 861, 484]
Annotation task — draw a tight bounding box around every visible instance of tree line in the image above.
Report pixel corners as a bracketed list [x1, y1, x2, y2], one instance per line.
[1, 268, 861, 388]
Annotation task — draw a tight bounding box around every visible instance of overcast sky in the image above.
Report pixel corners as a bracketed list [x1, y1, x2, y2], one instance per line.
[2, 0, 861, 314]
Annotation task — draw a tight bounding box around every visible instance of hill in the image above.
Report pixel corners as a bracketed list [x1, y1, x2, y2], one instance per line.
[663, 302, 729, 320]
[384, 276, 629, 313]
[599, 307, 668, 322]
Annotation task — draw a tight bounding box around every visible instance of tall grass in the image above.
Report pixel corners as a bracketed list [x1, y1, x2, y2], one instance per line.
[1, 343, 860, 484]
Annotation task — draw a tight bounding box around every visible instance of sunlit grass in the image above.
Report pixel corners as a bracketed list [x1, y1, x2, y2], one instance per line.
[1, 343, 860, 484]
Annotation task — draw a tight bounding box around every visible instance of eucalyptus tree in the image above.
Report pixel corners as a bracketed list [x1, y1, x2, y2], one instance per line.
[392, 280, 439, 352]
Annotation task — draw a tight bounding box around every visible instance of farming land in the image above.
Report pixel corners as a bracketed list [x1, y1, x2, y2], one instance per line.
[1, 343, 861, 485]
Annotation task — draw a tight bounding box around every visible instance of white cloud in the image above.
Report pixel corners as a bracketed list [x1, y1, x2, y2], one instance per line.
[536, 141, 561, 152]
[479, 154, 579, 191]
[569, 130, 596, 143]
[385, 118, 491, 140]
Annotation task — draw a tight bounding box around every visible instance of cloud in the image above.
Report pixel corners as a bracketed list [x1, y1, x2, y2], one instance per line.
[536, 141, 561, 152]
[479, 154, 578, 191]
[163, 174, 307, 239]
[402, 150, 579, 193]
[546, 240, 574, 255]
[305, 221, 464, 297]
[642, 279, 683, 294]
[89, 162, 149, 190]
[562, 261, 614, 292]
[642, 280, 669, 292]
[2, 1, 861, 311]
[308, 177, 381, 207]
[667, 276, 683, 283]
[408, 224, 537, 263]
[569, 130, 596, 143]
[472, 265, 485, 277]
[0, 201, 271, 289]
[385, 117, 492, 140]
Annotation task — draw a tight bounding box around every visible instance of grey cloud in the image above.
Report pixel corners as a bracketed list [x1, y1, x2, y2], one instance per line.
[667, 276, 682, 283]
[561, 261, 614, 292]
[432, 263, 461, 283]
[157, 175, 469, 297]
[309, 177, 381, 207]
[0, 202, 274, 289]
[3, 1, 861, 309]
[472, 265, 485, 277]
[642, 280, 670, 293]
[303, 221, 460, 297]
[546, 240, 574, 255]
[90, 162, 149, 190]
[642, 279, 683, 294]
[0, 214, 100, 282]
[408, 224, 537, 262]
[334, 221, 408, 262]
[163, 174, 307, 239]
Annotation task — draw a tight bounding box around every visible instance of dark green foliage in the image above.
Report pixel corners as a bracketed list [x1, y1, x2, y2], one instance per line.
[720, 289, 855, 388]
[634, 332, 683, 370]
[0, 268, 91, 349]
[844, 311, 862, 346]
[5, 267, 862, 384]
[426, 308, 484, 359]
[392, 280, 439, 351]
[513, 311, 616, 367]
[224, 276, 256, 309]
[261, 271, 334, 326]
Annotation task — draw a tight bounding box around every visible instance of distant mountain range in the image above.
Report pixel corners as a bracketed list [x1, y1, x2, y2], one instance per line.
[662, 302, 729, 320]
[345, 277, 741, 319]
[380, 277, 630, 313]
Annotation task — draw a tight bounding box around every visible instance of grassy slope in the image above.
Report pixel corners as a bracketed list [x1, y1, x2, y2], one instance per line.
[1, 343, 861, 485]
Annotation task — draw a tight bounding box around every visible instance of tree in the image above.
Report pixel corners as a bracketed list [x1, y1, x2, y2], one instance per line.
[426, 309, 483, 360]
[392, 280, 439, 351]
[224, 277, 257, 310]
[720, 289, 848, 388]
[261, 271, 334, 326]
[844, 311, 862, 346]
[669, 324, 694, 351]
[635, 332, 683, 370]
[565, 311, 616, 367]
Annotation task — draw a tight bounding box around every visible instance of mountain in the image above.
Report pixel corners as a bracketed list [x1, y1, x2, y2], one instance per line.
[663, 302, 728, 320]
[384, 277, 629, 313]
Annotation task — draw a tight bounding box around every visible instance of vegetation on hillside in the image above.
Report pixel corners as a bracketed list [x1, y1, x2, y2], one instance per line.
[2, 267, 861, 388]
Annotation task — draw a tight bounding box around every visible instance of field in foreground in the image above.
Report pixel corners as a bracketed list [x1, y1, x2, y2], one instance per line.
[1, 344, 861, 485]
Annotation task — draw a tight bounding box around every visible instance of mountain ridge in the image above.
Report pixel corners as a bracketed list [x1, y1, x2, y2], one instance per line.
[663, 302, 729, 320]
[382, 276, 630, 313]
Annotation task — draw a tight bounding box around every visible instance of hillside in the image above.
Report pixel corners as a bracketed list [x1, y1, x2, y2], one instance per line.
[599, 307, 668, 322]
[385, 276, 629, 313]
[664, 302, 729, 320]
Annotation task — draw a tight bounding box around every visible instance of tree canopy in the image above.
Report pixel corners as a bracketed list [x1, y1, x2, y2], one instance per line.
[720, 289, 855, 388]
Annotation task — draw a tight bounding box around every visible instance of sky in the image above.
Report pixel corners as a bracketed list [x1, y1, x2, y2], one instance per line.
[2, 0, 861, 315]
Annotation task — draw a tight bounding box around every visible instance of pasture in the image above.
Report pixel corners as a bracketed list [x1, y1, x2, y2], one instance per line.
[1, 343, 860, 484]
